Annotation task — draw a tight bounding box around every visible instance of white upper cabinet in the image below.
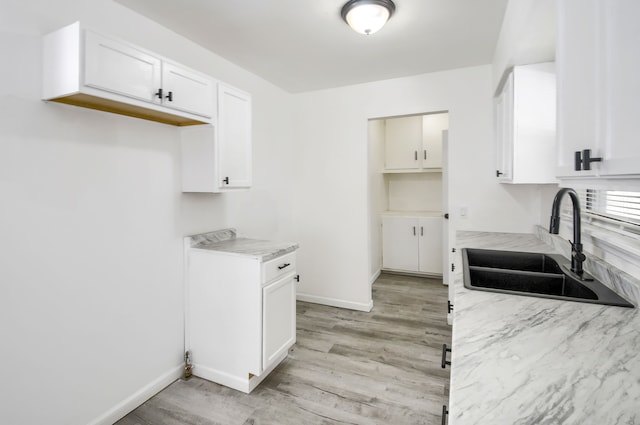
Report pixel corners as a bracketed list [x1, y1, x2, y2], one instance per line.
[598, 0, 640, 176]
[162, 62, 216, 118]
[557, 0, 600, 177]
[495, 72, 514, 181]
[218, 83, 252, 189]
[557, 0, 640, 178]
[384, 113, 447, 172]
[43, 22, 215, 126]
[495, 63, 557, 184]
[84, 30, 161, 104]
[384, 116, 422, 170]
[181, 83, 252, 193]
[422, 114, 447, 169]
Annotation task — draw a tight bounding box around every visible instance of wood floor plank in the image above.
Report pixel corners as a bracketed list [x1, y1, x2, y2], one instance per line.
[116, 272, 451, 425]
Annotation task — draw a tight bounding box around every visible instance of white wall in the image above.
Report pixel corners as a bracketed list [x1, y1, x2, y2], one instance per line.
[0, 1, 294, 424]
[491, 0, 556, 92]
[367, 120, 386, 281]
[387, 173, 443, 212]
[291, 65, 551, 311]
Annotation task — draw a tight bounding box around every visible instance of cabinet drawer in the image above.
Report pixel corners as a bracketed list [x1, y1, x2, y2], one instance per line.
[262, 252, 296, 284]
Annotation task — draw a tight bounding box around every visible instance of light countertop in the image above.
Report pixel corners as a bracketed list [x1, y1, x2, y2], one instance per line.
[449, 231, 640, 424]
[187, 228, 298, 262]
[381, 210, 443, 218]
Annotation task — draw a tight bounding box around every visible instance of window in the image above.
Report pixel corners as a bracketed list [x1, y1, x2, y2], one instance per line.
[560, 189, 640, 238]
[583, 189, 640, 228]
[557, 187, 640, 281]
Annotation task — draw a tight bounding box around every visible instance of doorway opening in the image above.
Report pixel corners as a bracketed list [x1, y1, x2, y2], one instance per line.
[367, 111, 450, 289]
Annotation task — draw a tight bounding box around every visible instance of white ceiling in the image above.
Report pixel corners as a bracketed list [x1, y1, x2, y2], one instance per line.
[115, 0, 509, 93]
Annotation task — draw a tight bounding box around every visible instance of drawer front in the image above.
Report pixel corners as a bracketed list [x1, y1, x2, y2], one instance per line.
[262, 252, 296, 284]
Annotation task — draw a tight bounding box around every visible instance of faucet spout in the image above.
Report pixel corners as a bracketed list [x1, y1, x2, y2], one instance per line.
[549, 188, 586, 275]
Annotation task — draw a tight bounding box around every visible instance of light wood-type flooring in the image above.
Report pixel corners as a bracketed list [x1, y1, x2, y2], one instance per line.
[117, 272, 452, 425]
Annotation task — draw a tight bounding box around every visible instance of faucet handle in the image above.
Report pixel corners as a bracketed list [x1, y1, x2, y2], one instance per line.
[569, 240, 586, 262]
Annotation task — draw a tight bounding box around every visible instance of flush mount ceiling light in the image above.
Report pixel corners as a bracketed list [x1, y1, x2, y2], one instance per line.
[341, 0, 396, 35]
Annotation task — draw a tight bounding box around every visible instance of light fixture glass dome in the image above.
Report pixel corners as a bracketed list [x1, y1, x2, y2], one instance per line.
[341, 0, 396, 35]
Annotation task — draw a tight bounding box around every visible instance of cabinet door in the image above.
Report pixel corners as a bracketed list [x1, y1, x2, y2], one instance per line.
[218, 83, 252, 189]
[556, 0, 599, 177]
[384, 116, 422, 170]
[495, 72, 514, 181]
[84, 30, 161, 104]
[382, 216, 419, 271]
[421, 113, 447, 169]
[162, 62, 216, 119]
[598, 0, 640, 176]
[262, 274, 296, 371]
[418, 217, 443, 274]
[511, 64, 557, 184]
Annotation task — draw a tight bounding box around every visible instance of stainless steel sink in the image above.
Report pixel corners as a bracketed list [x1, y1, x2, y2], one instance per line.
[462, 248, 634, 308]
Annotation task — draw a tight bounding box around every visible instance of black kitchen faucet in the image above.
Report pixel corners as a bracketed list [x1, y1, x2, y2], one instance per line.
[549, 188, 587, 276]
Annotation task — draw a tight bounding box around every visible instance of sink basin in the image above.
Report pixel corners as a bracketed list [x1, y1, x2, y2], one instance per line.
[464, 249, 564, 274]
[462, 248, 634, 308]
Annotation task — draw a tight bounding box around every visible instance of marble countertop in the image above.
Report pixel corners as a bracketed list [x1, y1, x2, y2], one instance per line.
[187, 229, 298, 262]
[449, 231, 640, 425]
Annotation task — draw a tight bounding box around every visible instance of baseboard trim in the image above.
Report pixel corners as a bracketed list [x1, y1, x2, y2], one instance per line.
[194, 364, 252, 393]
[193, 350, 288, 394]
[297, 293, 373, 312]
[369, 270, 381, 287]
[88, 365, 183, 425]
[381, 268, 443, 279]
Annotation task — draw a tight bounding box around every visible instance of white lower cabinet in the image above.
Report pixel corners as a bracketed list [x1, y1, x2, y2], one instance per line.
[382, 215, 443, 275]
[262, 274, 296, 370]
[417, 217, 443, 274]
[186, 249, 297, 393]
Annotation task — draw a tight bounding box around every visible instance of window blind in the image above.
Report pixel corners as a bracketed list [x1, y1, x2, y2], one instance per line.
[561, 189, 640, 235]
[583, 189, 640, 226]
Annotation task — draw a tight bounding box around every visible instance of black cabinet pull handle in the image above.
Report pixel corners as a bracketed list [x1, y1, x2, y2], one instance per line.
[441, 405, 449, 425]
[165, 91, 173, 102]
[420, 226, 424, 236]
[294, 274, 300, 282]
[448, 300, 453, 313]
[413, 226, 416, 236]
[222, 177, 229, 185]
[441, 344, 451, 368]
[278, 263, 291, 270]
[574, 151, 582, 171]
[582, 149, 602, 170]
[414, 151, 418, 161]
[444, 213, 449, 220]
[496, 170, 503, 177]
[575, 149, 602, 171]
[451, 248, 456, 253]
[424, 150, 427, 160]
[155, 88, 163, 99]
